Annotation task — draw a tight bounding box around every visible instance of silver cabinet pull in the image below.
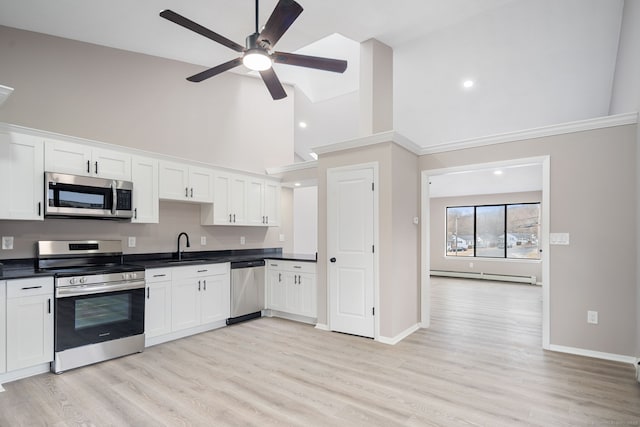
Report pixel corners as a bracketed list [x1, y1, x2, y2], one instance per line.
[153, 274, 166, 278]
[21, 285, 43, 290]
[185, 187, 189, 197]
[203, 279, 207, 291]
[147, 287, 150, 299]
[198, 280, 201, 291]
[229, 214, 232, 223]
[190, 188, 193, 198]
[86, 160, 90, 173]
[95, 161, 98, 175]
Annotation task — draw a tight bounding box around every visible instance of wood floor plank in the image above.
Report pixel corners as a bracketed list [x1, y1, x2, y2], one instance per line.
[0, 277, 638, 426]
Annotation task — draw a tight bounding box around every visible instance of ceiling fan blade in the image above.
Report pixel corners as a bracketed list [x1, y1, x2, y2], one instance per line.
[272, 52, 347, 73]
[258, 0, 303, 49]
[160, 9, 245, 53]
[259, 68, 287, 100]
[187, 57, 243, 82]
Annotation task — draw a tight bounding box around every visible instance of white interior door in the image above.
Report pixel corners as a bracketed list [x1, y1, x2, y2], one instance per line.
[327, 166, 375, 338]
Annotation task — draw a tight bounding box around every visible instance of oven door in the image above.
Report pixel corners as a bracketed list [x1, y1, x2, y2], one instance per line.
[55, 281, 145, 352]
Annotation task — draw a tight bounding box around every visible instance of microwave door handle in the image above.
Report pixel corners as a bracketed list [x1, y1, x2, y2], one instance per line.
[111, 182, 117, 214]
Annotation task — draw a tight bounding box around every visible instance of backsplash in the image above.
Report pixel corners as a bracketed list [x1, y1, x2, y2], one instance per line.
[0, 196, 293, 260]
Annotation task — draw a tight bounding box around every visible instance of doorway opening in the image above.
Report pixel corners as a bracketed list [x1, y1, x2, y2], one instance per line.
[420, 156, 550, 349]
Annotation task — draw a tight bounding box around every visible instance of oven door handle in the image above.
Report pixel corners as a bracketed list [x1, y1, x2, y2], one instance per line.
[56, 280, 146, 298]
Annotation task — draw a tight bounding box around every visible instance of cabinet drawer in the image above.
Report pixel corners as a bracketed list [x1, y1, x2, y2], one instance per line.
[7, 277, 53, 298]
[146, 268, 172, 283]
[266, 260, 316, 274]
[172, 263, 229, 279]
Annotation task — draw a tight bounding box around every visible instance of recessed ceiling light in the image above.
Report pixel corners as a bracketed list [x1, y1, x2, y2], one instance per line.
[463, 80, 474, 89]
[294, 182, 301, 187]
[299, 121, 308, 128]
[494, 170, 503, 175]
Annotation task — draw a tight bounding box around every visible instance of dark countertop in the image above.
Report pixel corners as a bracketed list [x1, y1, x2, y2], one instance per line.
[0, 248, 316, 280]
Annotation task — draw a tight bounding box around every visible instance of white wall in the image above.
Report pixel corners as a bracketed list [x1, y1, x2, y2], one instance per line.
[394, 0, 624, 146]
[293, 186, 318, 255]
[293, 87, 359, 161]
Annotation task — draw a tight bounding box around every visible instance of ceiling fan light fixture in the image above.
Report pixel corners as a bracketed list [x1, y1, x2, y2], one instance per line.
[243, 49, 272, 71]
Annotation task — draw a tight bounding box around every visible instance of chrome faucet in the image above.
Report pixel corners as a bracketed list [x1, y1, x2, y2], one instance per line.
[177, 232, 190, 261]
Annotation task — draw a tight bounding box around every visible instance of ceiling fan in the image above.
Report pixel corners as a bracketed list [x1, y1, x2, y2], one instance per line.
[160, 0, 348, 100]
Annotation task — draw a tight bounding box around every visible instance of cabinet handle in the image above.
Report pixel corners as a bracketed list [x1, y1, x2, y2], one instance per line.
[47, 298, 51, 314]
[262, 216, 265, 224]
[203, 279, 207, 291]
[147, 287, 150, 299]
[153, 274, 166, 278]
[266, 216, 268, 224]
[198, 280, 201, 291]
[197, 269, 208, 273]
[86, 160, 90, 173]
[21, 285, 42, 290]
[190, 188, 193, 198]
[134, 208, 137, 219]
[233, 214, 236, 223]
[38, 202, 41, 216]
[95, 161, 98, 175]
[185, 187, 189, 197]
[294, 265, 301, 269]
[278, 273, 282, 282]
[229, 214, 232, 223]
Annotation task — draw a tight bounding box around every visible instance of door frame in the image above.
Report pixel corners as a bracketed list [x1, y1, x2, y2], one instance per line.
[420, 155, 551, 349]
[326, 162, 380, 340]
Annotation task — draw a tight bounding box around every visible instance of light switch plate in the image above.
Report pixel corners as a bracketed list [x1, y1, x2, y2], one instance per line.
[2, 236, 14, 250]
[279, 234, 285, 242]
[240, 236, 246, 245]
[550, 233, 570, 245]
[200, 236, 207, 246]
[128, 236, 136, 248]
[587, 310, 598, 324]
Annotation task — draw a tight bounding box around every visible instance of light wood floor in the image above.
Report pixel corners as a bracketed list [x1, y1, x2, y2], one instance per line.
[1, 277, 639, 426]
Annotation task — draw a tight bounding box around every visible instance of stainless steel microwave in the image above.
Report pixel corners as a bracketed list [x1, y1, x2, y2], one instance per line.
[45, 172, 133, 220]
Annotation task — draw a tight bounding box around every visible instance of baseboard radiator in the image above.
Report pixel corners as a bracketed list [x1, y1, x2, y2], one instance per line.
[431, 270, 537, 285]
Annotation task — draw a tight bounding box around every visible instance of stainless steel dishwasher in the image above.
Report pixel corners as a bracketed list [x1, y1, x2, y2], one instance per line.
[227, 260, 265, 325]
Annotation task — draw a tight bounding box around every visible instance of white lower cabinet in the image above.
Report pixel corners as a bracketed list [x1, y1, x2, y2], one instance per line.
[0, 281, 6, 375]
[5, 277, 54, 372]
[266, 260, 316, 319]
[144, 268, 172, 340]
[144, 263, 230, 346]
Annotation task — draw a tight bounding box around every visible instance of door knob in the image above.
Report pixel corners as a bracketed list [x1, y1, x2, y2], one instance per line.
[330, 257, 336, 263]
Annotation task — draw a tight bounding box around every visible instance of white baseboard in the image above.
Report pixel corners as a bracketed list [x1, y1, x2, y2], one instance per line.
[314, 323, 330, 331]
[548, 344, 636, 364]
[377, 323, 420, 345]
[145, 320, 227, 348]
[0, 363, 51, 386]
[265, 310, 317, 325]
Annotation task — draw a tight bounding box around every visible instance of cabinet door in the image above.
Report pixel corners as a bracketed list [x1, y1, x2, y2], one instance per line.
[200, 273, 230, 324]
[0, 281, 5, 374]
[159, 161, 190, 201]
[284, 272, 301, 314]
[267, 269, 287, 311]
[189, 166, 214, 203]
[44, 139, 92, 176]
[6, 293, 54, 371]
[131, 155, 159, 223]
[92, 148, 131, 180]
[210, 172, 231, 224]
[230, 175, 247, 224]
[263, 181, 281, 226]
[171, 279, 201, 331]
[246, 178, 265, 226]
[297, 273, 317, 318]
[145, 281, 172, 339]
[0, 132, 44, 220]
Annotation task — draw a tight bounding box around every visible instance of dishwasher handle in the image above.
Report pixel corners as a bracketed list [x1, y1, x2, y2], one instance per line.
[231, 259, 266, 269]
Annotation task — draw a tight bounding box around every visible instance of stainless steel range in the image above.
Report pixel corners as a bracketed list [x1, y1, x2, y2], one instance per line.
[36, 240, 145, 373]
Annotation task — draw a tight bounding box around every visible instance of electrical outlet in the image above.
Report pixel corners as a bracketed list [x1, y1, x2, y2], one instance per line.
[587, 310, 598, 324]
[279, 234, 285, 242]
[469, 262, 474, 268]
[200, 236, 207, 246]
[127, 236, 136, 248]
[2, 236, 14, 250]
[240, 236, 245, 245]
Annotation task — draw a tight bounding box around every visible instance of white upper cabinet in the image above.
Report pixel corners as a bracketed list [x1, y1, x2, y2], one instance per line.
[0, 131, 44, 220]
[202, 172, 281, 227]
[159, 160, 213, 203]
[45, 139, 131, 180]
[131, 155, 159, 223]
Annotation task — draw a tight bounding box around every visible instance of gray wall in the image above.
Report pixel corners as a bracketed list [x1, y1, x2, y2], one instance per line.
[317, 141, 419, 340]
[430, 192, 543, 281]
[419, 124, 637, 357]
[0, 25, 294, 175]
[0, 25, 296, 259]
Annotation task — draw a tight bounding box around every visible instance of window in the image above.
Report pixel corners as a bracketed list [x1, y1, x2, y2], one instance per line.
[446, 203, 540, 260]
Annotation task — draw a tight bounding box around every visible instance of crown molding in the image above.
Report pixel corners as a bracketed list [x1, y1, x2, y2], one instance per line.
[420, 112, 639, 155]
[265, 160, 318, 176]
[312, 130, 422, 156]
